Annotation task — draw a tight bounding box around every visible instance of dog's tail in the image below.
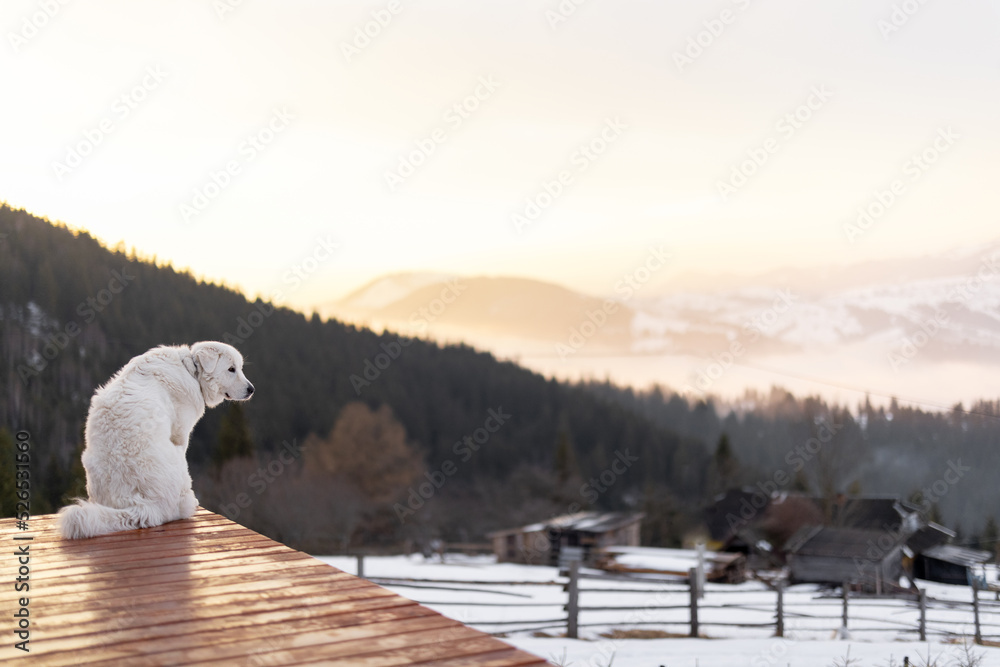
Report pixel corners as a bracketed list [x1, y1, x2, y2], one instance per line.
[57, 500, 144, 540]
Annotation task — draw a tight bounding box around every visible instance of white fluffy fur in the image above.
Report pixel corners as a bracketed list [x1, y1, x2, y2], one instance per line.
[58, 342, 254, 539]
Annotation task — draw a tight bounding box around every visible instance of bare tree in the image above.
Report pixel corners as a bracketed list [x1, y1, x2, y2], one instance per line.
[304, 402, 425, 504]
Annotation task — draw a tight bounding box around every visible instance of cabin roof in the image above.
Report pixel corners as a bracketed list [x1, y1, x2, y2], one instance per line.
[920, 544, 993, 567]
[704, 491, 922, 543]
[0, 509, 546, 665]
[784, 525, 906, 560]
[827, 496, 920, 531]
[905, 522, 956, 553]
[487, 511, 644, 538]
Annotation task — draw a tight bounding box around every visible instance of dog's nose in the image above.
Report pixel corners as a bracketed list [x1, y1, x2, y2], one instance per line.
[246, 383, 254, 396]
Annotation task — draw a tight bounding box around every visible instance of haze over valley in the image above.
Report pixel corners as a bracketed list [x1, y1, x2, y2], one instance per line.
[323, 240, 1000, 410]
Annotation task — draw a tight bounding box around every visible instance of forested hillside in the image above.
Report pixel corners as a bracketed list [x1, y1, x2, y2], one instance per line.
[2, 204, 998, 552]
[586, 382, 1000, 542]
[0, 204, 709, 549]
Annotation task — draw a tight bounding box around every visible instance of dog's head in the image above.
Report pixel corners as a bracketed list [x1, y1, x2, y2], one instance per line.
[186, 341, 254, 408]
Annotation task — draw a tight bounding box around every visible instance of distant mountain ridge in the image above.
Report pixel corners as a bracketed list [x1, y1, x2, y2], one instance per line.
[324, 274, 634, 352]
[321, 241, 1000, 366]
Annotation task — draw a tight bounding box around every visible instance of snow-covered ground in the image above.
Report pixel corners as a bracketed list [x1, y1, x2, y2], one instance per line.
[507, 637, 998, 667]
[315, 553, 1000, 667]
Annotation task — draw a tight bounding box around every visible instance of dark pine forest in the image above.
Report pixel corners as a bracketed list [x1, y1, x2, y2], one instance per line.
[1, 203, 998, 553]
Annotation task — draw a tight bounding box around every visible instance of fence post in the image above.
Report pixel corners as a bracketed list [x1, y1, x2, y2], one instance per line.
[841, 580, 849, 631]
[696, 542, 706, 599]
[918, 589, 926, 642]
[775, 579, 784, 638]
[973, 581, 982, 645]
[356, 554, 365, 579]
[689, 567, 700, 638]
[566, 560, 580, 639]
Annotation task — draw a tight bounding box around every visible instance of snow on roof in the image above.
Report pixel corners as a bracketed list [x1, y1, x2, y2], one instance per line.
[600, 546, 741, 573]
[487, 511, 643, 537]
[921, 544, 992, 567]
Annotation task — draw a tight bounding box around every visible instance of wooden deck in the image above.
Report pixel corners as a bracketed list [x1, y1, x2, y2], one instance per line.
[0, 509, 549, 666]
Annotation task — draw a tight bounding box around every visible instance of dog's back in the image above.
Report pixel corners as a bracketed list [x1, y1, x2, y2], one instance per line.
[58, 342, 252, 539]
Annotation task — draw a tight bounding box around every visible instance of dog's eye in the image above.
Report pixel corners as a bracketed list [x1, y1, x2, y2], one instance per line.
[228, 366, 236, 373]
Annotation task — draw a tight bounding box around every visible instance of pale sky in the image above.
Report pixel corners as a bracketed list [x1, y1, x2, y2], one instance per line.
[2, 0, 999, 311]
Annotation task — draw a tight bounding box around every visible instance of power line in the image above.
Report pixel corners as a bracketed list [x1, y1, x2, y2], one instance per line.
[727, 360, 1000, 422]
[525, 349, 1000, 422]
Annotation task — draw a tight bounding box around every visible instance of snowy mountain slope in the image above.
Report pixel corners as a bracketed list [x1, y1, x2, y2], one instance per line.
[323, 274, 635, 351]
[317, 245, 1000, 403]
[321, 251, 1000, 363]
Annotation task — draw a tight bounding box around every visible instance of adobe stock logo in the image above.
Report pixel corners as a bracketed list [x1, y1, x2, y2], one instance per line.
[219, 439, 304, 520]
[843, 126, 959, 243]
[886, 310, 949, 372]
[394, 407, 511, 523]
[349, 338, 413, 395]
[572, 449, 639, 508]
[716, 86, 832, 202]
[877, 0, 931, 40]
[7, 0, 71, 53]
[179, 108, 294, 224]
[556, 245, 670, 359]
[684, 289, 796, 395]
[383, 77, 500, 192]
[672, 0, 755, 73]
[18, 265, 137, 384]
[340, 0, 409, 63]
[512, 117, 627, 234]
[52, 65, 169, 181]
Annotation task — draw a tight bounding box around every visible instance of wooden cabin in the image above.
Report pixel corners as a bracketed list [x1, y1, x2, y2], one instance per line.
[913, 544, 992, 587]
[785, 525, 907, 591]
[487, 511, 643, 567]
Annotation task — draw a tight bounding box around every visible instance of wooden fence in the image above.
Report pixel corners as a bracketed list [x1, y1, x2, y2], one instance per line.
[355, 555, 1000, 642]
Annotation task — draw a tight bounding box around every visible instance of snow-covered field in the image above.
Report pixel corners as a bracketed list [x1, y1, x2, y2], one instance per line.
[315, 553, 1000, 667]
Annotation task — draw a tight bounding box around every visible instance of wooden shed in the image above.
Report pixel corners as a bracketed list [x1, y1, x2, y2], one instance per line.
[0, 509, 547, 665]
[595, 546, 748, 584]
[785, 525, 907, 591]
[913, 544, 992, 587]
[487, 511, 643, 566]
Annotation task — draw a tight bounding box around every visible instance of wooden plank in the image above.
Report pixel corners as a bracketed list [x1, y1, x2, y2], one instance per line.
[0, 510, 547, 666]
[34, 540, 295, 570]
[29, 602, 436, 664]
[37, 582, 401, 637]
[29, 547, 310, 585]
[32, 543, 296, 577]
[77, 615, 471, 666]
[32, 536, 284, 569]
[29, 572, 352, 612]
[24, 554, 330, 600]
[35, 523, 266, 551]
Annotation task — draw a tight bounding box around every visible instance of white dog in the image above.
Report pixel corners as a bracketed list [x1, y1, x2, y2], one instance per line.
[58, 342, 254, 539]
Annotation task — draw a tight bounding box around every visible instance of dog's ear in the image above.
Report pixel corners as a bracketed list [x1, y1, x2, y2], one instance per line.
[194, 344, 221, 374]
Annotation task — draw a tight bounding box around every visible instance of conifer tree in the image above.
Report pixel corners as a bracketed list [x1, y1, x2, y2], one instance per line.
[709, 432, 738, 493]
[0, 429, 17, 518]
[213, 402, 255, 473]
[62, 443, 88, 505]
[554, 429, 578, 485]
